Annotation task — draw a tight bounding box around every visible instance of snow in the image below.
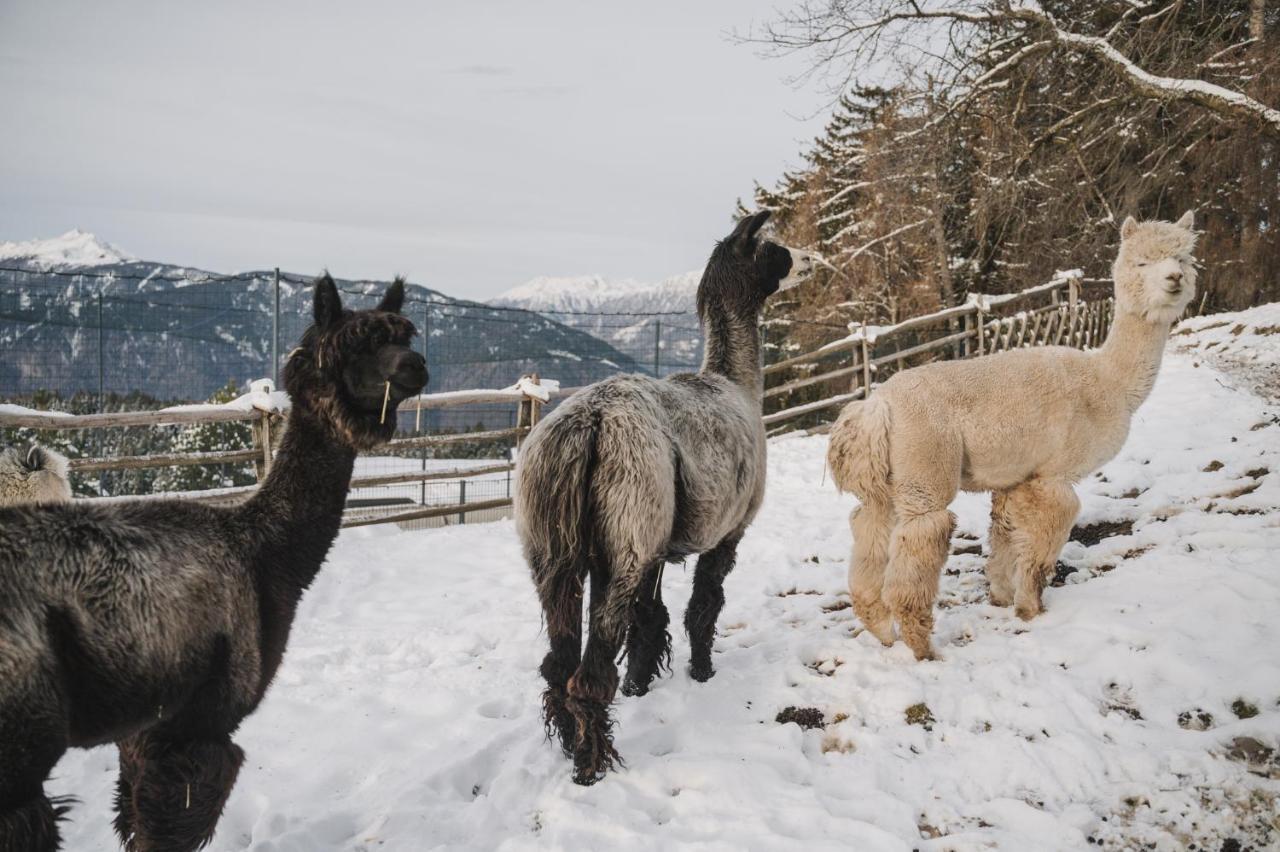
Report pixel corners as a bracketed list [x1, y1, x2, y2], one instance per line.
[0, 229, 134, 268]
[156, 380, 290, 416]
[50, 314, 1280, 851]
[0, 403, 72, 418]
[1172, 302, 1280, 403]
[510, 375, 559, 403]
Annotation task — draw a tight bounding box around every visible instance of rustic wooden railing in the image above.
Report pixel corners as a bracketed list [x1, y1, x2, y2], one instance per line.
[761, 272, 1114, 431]
[0, 377, 572, 527]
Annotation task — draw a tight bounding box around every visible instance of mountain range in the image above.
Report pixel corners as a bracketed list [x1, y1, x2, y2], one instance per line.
[490, 271, 703, 375]
[0, 232, 649, 415]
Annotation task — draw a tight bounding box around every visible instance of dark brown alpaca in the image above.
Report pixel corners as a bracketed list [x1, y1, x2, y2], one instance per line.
[0, 276, 426, 852]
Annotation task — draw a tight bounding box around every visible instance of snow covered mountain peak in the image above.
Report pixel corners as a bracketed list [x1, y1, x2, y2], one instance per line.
[492, 270, 702, 314]
[0, 229, 135, 268]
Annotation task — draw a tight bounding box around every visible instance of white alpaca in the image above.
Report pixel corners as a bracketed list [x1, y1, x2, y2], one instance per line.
[827, 212, 1198, 660]
[0, 444, 72, 507]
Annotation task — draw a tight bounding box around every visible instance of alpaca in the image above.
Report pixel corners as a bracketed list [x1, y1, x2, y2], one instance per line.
[827, 212, 1198, 661]
[517, 210, 820, 785]
[0, 444, 72, 507]
[0, 275, 426, 852]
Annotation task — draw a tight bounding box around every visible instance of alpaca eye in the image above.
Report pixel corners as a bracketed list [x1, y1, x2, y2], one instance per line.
[1135, 262, 1148, 267]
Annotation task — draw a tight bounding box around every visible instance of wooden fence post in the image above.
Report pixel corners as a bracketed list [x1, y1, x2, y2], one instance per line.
[1067, 275, 1080, 347]
[974, 296, 987, 356]
[515, 372, 543, 448]
[859, 327, 873, 397]
[251, 412, 273, 481]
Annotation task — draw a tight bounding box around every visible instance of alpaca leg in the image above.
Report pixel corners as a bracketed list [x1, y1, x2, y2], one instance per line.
[0, 675, 70, 852]
[883, 508, 955, 661]
[566, 559, 647, 785]
[684, 535, 741, 683]
[985, 490, 1017, 607]
[0, 792, 69, 852]
[848, 499, 896, 646]
[117, 732, 244, 852]
[1004, 479, 1080, 621]
[621, 562, 671, 697]
[535, 559, 585, 757]
[113, 734, 143, 846]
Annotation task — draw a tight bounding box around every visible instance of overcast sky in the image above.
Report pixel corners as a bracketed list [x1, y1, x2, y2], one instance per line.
[0, 1, 828, 299]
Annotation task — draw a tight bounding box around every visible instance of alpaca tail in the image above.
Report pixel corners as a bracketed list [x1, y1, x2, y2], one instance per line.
[826, 394, 892, 503]
[515, 407, 600, 592]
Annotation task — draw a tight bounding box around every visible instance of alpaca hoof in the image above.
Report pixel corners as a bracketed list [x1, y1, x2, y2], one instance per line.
[689, 661, 715, 683]
[571, 733, 619, 786]
[989, 592, 1012, 607]
[1015, 605, 1042, 621]
[619, 678, 648, 698]
[909, 643, 939, 662]
[565, 693, 620, 785]
[864, 621, 896, 647]
[572, 766, 605, 786]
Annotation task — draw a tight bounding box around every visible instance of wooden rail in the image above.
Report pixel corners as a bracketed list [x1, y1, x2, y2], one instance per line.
[761, 273, 1115, 431]
[0, 379, 554, 528]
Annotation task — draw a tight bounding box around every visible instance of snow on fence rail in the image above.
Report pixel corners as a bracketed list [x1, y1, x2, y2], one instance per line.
[0, 274, 1114, 525]
[761, 272, 1115, 430]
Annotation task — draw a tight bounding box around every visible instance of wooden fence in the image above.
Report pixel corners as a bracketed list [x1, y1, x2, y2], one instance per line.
[0, 378, 570, 528]
[761, 272, 1114, 432]
[1, 273, 1114, 527]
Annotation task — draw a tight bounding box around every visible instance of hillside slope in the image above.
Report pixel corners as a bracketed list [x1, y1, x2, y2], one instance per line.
[52, 305, 1280, 850]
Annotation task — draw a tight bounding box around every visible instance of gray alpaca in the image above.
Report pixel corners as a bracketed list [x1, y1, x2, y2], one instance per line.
[0, 277, 426, 852]
[516, 210, 818, 784]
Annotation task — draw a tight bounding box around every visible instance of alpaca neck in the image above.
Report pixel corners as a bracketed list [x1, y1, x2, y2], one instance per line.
[700, 309, 763, 395]
[240, 406, 355, 592]
[1095, 305, 1173, 413]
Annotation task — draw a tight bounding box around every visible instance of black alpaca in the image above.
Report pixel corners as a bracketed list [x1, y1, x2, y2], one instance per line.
[515, 211, 819, 784]
[0, 276, 426, 852]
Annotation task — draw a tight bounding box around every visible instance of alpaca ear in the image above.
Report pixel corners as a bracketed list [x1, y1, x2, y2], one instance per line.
[24, 445, 45, 472]
[1175, 210, 1195, 230]
[1120, 216, 1139, 240]
[378, 277, 406, 314]
[314, 273, 343, 328]
[730, 210, 771, 253]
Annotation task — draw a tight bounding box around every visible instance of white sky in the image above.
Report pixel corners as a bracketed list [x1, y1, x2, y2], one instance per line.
[0, 1, 828, 299]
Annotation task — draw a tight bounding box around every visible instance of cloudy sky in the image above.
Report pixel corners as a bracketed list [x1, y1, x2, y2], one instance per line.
[0, 1, 828, 299]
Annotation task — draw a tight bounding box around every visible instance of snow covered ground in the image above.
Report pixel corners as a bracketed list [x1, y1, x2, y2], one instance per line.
[1174, 302, 1280, 403]
[52, 313, 1280, 851]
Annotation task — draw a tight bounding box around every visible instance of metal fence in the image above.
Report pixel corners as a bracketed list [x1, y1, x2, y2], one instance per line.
[0, 264, 700, 501]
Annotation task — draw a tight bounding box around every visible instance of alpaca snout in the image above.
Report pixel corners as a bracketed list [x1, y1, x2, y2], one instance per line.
[388, 350, 428, 395]
[1164, 271, 1184, 295]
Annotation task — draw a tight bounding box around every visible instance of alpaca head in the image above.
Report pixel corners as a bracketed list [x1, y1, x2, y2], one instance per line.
[282, 274, 428, 450]
[697, 210, 822, 323]
[1113, 211, 1198, 324]
[0, 443, 72, 506]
